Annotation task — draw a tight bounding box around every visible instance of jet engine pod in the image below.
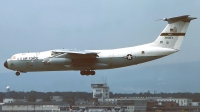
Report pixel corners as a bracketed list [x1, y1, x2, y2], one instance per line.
[48, 58, 71, 65]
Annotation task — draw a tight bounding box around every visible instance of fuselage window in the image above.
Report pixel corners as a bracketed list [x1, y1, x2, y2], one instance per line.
[141, 51, 145, 54]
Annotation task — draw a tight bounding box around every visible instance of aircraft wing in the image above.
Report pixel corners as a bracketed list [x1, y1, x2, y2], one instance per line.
[51, 49, 99, 58]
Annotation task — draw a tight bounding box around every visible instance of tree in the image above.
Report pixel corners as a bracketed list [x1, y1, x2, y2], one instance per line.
[43, 96, 51, 102]
[63, 95, 75, 104]
[27, 93, 36, 102]
[139, 92, 143, 97]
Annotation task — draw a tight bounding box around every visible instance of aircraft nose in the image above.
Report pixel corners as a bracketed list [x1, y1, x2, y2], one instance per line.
[4, 61, 8, 68]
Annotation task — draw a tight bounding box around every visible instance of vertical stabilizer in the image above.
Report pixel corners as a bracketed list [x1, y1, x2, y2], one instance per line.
[152, 15, 196, 50]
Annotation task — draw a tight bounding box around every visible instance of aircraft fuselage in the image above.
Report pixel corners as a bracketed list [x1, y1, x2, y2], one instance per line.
[4, 44, 177, 73]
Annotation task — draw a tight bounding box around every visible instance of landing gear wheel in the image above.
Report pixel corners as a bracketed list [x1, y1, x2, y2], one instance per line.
[80, 70, 96, 76]
[91, 71, 95, 75]
[15, 72, 20, 76]
[86, 71, 90, 76]
[80, 71, 85, 75]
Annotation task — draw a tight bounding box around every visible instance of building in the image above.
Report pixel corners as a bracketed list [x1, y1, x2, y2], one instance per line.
[105, 98, 147, 112]
[2, 102, 69, 112]
[91, 83, 110, 101]
[72, 97, 148, 112]
[156, 97, 192, 106]
[0, 103, 4, 112]
[51, 96, 63, 102]
[3, 98, 14, 103]
[191, 102, 199, 106]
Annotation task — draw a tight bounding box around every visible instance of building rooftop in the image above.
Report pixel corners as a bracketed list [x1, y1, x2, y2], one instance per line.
[3, 101, 69, 105]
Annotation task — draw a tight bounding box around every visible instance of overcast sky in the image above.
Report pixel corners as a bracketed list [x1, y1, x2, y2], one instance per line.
[0, 0, 200, 93]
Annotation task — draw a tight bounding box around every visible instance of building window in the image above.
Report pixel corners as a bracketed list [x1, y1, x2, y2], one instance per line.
[96, 89, 101, 92]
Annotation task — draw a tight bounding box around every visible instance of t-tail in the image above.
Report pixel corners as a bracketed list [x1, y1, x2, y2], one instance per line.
[151, 15, 196, 50]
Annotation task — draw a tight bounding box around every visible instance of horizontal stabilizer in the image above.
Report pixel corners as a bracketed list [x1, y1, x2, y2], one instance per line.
[161, 15, 196, 23]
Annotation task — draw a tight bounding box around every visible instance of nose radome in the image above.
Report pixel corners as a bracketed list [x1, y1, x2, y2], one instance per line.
[4, 61, 8, 68]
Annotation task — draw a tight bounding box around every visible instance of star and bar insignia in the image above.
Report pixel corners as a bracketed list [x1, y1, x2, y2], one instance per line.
[123, 54, 135, 60]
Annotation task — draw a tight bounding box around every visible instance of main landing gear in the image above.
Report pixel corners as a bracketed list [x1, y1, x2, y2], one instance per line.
[15, 71, 20, 76]
[80, 70, 95, 76]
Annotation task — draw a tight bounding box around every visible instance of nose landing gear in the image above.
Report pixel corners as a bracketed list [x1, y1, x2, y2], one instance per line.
[80, 70, 95, 76]
[15, 72, 20, 76]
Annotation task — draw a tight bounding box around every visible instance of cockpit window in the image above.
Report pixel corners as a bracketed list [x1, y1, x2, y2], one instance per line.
[11, 56, 16, 59]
